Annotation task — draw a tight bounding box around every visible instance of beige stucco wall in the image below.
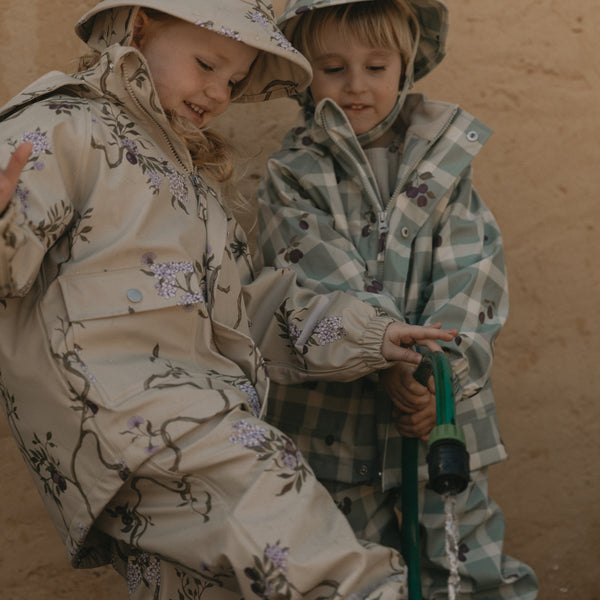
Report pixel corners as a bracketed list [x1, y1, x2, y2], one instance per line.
[1, 1, 599, 598]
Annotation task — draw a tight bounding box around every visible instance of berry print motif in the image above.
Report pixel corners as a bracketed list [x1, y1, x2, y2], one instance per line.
[279, 235, 304, 264]
[404, 171, 436, 207]
[365, 275, 383, 294]
[479, 299, 497, 324]
[361, 210, 377, 238]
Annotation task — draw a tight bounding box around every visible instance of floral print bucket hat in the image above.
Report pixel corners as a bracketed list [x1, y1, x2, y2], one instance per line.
[276, 0, 449, 83]
[75, 0, 313, 102]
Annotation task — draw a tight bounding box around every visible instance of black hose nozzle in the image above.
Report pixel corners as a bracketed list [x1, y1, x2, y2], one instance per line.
[426, 424, 470, 495]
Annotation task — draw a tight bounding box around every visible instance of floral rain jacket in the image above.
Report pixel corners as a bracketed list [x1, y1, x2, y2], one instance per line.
[258, 0, 508, 488]
[0, 4, 396, 568]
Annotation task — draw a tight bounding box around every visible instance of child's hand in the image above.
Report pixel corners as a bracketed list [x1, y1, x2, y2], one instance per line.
[381, 321, 457, 365]
[0, 142, 32, 215]
[381, 361, 437, 440]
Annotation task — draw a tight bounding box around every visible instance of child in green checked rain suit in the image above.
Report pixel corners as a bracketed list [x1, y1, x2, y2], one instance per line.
[258, 0, 539, 598]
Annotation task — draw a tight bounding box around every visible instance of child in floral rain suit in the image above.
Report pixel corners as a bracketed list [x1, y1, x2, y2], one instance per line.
[258, 0, 538, 598]
[0, 1, 459, 598]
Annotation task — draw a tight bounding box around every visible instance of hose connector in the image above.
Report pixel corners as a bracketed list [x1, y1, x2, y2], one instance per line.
[427, 423, 470, 495]
[414, 352, 471, 495]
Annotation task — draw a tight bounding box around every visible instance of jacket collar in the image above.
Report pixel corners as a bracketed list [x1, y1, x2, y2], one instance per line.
[0, 44, 193, 170]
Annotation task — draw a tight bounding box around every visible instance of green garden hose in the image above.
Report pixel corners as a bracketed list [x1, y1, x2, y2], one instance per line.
[401, 351, 470, 598]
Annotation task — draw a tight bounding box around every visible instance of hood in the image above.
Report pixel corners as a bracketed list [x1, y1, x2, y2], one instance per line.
[75, 0, 313, 103]
[277, 0, 448, 83]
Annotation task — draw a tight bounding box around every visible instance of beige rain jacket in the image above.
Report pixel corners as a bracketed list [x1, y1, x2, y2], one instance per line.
[0, 1, 395, 567]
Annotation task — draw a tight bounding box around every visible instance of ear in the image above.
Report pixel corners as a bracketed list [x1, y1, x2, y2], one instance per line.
[131, 8, 150, 49]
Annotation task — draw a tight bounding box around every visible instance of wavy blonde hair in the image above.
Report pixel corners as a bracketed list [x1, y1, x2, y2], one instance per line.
[291, 0, 419, 71]
[79, 8, 236, 183]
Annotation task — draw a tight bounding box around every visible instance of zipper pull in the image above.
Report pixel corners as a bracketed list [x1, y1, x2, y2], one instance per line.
[378, 211, 389, 236]
[377, 211, 388, 262]
[189, 172, 201, 189]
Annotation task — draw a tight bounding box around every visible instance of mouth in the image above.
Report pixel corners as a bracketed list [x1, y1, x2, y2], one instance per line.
[344, 104, 369, 111]
[183, 101, 208, 123]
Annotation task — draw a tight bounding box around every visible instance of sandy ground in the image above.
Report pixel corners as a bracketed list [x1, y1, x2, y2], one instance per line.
[0, 0, 599, 598]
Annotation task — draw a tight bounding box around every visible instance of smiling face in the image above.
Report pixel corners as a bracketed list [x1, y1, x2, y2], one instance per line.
[132, 10, 258, 128]
[308, 20, 403, 135]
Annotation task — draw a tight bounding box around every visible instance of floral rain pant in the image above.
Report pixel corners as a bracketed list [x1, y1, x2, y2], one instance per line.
[321, 469, 538, 600]
[94, 406, 408, 599]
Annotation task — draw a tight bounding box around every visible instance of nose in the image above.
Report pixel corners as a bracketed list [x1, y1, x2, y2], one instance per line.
[205, 77, 230, 105]
[344, 67, 367, 94]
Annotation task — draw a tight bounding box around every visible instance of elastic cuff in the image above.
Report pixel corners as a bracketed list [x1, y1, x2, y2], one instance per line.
[360, 315, 396, 370]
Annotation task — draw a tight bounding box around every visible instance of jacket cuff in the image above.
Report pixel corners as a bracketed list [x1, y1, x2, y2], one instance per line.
[360, 315, 396, 370]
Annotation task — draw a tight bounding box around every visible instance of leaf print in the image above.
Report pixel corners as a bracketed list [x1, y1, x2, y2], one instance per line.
[126, 551, 161, 597]
[30, 200, 74, 248]
[141, 256, 206, 309]
[121, 416, 161, 455]
[244, 541, 294, 600]
[275, 299, 347, 360]
[172, 563, 237, 599]
[229, 420, 311, 496]
[44, 96, 90, 116]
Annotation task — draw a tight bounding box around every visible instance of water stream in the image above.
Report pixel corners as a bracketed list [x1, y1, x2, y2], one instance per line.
[443, 494, 461, 599]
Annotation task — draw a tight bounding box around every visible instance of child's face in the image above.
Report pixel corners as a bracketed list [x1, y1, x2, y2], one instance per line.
[134, 13, 258, 128]
[308, 21, 403, 135]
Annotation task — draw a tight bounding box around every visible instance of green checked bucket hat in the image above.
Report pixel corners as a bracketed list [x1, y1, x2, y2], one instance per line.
[277, 0, 449, 84]
[75, 0, 313, 102]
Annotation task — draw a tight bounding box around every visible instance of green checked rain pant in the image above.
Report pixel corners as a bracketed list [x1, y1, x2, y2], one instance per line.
[321, 469, 538, 600]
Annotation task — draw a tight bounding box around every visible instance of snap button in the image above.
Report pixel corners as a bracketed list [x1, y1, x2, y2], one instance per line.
[127, 289, 143, 303]
[359, 464, 369, 476]
[401, 226, 410, 238]
[466, 130, 479, 142]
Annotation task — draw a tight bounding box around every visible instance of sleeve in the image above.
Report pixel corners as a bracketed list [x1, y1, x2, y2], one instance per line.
[257, 150, 403, 319]
[418, 167, 509, 399]
[242, 264, 396, 385]
[0, 103, 90, 297]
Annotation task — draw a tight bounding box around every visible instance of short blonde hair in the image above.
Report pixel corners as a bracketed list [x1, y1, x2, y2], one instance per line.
[291, 0, 419, 69]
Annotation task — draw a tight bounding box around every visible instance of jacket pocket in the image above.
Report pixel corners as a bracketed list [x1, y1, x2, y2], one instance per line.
[55, 266, 199, 408]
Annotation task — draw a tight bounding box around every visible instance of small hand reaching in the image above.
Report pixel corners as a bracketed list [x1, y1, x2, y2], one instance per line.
[0, 142, 33, 215]
[381, 361, 437, 440]
[381, 321, 457, 365]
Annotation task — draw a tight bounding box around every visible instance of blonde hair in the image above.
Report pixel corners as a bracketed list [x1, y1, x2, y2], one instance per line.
[291, 0, 419, 70]
[79, 8, 235, 183]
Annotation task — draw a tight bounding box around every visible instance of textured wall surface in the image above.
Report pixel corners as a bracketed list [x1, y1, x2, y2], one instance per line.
[1, 1, 599, 598]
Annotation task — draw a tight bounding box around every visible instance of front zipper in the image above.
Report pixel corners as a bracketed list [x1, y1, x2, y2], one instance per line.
[319, 103, 459, 282]
[122, 62, 207, 212]
[123, 65, 190, 173]
[319, 111, 388, 269]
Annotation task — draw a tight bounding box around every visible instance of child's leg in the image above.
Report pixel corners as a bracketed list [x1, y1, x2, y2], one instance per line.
[108, 538, 242, 599]
[417, 468, 538, 600]
[95, 406, 408, 600]
[321, 480, 403, 551]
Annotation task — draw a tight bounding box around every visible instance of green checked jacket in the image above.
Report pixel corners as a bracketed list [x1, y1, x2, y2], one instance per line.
[258, 93, 509, 490]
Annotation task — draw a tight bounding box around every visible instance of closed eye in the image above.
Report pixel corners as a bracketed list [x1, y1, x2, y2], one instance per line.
[197, 59, 213, 72]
